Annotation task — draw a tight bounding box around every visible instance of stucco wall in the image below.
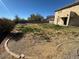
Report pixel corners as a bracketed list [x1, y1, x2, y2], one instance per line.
[49, 21, 54, 24]
[54, 5, 79, 26]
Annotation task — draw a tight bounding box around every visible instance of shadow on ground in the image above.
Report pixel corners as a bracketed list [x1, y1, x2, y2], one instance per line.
[0, 32, 9, 44]
[8, 32, 24, 41]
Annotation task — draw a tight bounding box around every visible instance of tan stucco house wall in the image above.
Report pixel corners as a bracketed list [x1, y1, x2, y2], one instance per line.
[54, 2, 79, 26]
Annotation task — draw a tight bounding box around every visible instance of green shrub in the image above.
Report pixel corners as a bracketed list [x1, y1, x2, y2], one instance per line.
[41, 24, 54, 28]
[53, 25, 64, 30]
[41, 24, 64, 30]
[21, 25, 42, 33]
[1, 24, 14, 32]
[0, 18, 15, 32]
[16, 24, 64, 33]
[16, 25, 24, 30]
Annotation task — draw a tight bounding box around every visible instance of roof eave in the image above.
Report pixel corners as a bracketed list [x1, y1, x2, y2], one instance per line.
[55, 2, 79, 12]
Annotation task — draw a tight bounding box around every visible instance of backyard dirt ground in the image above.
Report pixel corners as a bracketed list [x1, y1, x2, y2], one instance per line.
[0, 24, 79, 59]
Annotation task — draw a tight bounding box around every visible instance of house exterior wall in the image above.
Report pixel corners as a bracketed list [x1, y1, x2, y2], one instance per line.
[49, 21, 54, 24]
[48, 18, 54, 24]
[54, 5, 79, 26]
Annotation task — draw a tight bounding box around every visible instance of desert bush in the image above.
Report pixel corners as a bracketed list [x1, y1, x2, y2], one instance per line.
[21, 24, 42, 33]
[16, 24, 24, 30]
[0, 18, 15, 32]
[41, 24, 64, 30]
[53, 25, 64, 30]
[40, 34, 51, 42]
[16, 24, 64, 33]
[33, 29, 53, 42]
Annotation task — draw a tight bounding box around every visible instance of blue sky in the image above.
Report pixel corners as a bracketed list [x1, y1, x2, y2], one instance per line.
[0, 0, 74, 19]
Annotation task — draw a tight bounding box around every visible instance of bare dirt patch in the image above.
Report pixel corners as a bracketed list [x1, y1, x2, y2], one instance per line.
[0, 24, 79, 59]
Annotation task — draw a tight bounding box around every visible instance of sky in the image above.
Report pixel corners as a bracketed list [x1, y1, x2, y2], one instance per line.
[0, 0, 74, 19]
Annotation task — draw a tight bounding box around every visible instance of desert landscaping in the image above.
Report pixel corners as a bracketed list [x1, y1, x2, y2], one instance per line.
[0, 0, 79, 59]
[0, 24, 79, 59]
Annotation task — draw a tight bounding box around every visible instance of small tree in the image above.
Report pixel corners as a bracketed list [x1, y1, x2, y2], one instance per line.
[27, 14, 44, 23]
[14, 15, 21, 24]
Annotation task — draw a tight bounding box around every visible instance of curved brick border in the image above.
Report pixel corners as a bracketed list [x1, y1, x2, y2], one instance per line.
[4, 39, 25, 59]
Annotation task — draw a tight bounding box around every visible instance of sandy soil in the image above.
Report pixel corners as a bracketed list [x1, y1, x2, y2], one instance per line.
[0, 31, 79, 59]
